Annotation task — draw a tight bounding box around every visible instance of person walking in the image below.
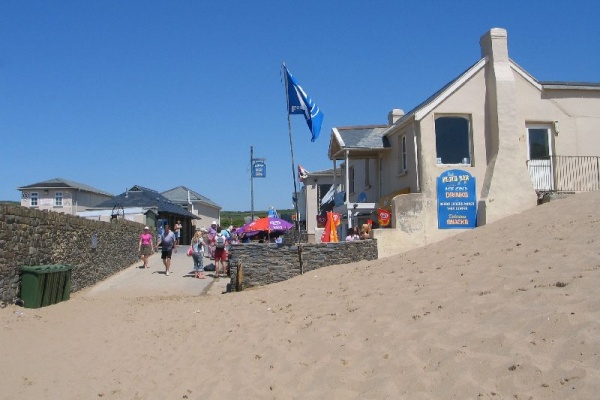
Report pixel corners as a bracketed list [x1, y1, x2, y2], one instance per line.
[174, 220, 182, 246]
[207, 221, 217, 259]
[155, 224, 177, 276]
[138, 226, 153, 269]
[200, 227, 209, 253]
[190, 230, 206, 279]
[213, 226, 228, 279]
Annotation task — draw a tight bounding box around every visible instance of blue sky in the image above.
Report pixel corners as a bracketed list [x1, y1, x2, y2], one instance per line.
[1, 1, 598, 211]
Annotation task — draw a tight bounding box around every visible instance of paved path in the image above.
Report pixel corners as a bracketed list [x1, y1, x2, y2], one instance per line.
[83, 246, 229, 299]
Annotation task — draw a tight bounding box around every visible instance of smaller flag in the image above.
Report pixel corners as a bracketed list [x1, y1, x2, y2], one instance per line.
[332, 212, 341, 227]
[320, 211, 340, 243]
[298, 164, 309, 182]
[284, 65, 323, 142]
[320, 212, 331, 242]
[329, 212, 340, 242]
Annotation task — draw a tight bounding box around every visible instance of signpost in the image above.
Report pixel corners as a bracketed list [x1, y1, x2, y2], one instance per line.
[437, 169, 477, 229]
[250, 146, 266, 219]
[252, 160, 266, 178]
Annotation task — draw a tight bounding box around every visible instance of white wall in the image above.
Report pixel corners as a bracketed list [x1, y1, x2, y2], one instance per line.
[20, 189, 112, 215]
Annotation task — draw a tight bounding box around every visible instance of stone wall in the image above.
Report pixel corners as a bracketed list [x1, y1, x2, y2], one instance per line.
[281, 229, 308, 245]
[228, 239, 378, 290]
[0, 205, 144, 306]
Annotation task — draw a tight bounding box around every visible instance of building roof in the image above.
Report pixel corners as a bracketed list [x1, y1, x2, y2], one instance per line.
[540, 81, 600, 90]
[305, 167, 342, 177]
[161, 186, 221, 210]
[328, 125, 391, 160]
[94, 185, 198, 219]
[17, 177, 113, 197]
[76, 207, 158, 218]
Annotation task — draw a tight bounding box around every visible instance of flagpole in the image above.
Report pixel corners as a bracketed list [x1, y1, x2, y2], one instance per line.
[283, 62, 304, 275]
[250, 146, 254, 220]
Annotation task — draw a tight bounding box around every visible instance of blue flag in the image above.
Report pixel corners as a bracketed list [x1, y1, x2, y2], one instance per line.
[284, 65, 323, 142]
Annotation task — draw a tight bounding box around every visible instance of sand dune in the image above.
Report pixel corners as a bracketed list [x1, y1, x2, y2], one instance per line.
[1, 191, 599, 399]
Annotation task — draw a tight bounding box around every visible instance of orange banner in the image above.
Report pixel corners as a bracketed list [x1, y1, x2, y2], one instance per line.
[320, 211, 340, 242]
[332, 212, 341, 226]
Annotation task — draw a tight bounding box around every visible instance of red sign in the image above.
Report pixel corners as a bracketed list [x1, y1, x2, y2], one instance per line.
[316, 215, 327, 228]
[378, 208, 391, 227]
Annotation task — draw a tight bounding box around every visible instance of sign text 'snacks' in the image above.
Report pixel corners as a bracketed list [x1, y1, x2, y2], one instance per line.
[437, 169, 477, 229]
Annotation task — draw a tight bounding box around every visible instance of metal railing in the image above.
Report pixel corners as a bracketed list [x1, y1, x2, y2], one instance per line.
[527, 155, 600, 192]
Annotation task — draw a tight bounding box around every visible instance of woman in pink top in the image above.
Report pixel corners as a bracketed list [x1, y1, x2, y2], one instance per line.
[138, 226, 154, 269]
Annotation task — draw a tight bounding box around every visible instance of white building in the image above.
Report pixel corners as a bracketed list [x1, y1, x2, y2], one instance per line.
[18, 177, 113, 215]
[302, 28, 600, 257]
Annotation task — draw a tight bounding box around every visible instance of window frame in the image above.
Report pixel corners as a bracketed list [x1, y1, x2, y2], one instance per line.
[398, 135, 408, 174]
[55, 191, 63, 207]
[30, 192, 38, 207]
[364, 159, 371, 188]
[434, 115, 473, 166]
[526, 124, 553, 160]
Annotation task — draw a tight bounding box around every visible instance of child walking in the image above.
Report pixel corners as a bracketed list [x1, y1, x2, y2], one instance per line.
[191, 231, 206, 279]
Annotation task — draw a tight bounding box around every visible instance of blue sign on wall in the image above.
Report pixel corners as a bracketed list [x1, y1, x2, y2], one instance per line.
[437, 169, 477, 229]
[252, 161, 266, 178]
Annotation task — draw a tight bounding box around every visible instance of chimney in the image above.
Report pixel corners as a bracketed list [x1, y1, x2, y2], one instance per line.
[480, 28, 509, 63]
[388, 108, 405, 124]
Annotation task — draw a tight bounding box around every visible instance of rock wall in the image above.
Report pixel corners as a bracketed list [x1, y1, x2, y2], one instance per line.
[0, 205, 144, 306]
[228, 240, 378, 290]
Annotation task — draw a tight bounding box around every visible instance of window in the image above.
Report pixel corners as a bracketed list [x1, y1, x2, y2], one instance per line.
[364, 159, 370, 188]
[349, 166, 355, 194]
[55, 192, 63, 207]
[527, 127, 552, 159]
[398, 135, 407, 173]
[30, 192, 38, 207]
[435, 116, 471, 165]
[318, 184, 335, 213]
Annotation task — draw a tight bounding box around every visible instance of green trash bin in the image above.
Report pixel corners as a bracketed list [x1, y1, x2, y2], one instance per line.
[20, 265, 73, 309]
[20, 266, 47, 309]
[62, 267, 72, 301]
[41, 268, 59, 307]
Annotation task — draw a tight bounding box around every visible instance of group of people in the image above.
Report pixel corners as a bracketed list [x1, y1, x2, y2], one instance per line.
[138, 224, 179, 276]
[137, 221, 233, 279]
[140, 220, 368, 278]
[345, 224, 372, 241]
[204, 221, 234, 279]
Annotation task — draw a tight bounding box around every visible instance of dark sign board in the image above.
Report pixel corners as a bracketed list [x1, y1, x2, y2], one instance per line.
[437, 169, 477, 229]
[252, 161, 266, 178]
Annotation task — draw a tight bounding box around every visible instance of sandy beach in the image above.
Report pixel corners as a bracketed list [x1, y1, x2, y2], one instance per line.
[1, 191, 599, 399]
